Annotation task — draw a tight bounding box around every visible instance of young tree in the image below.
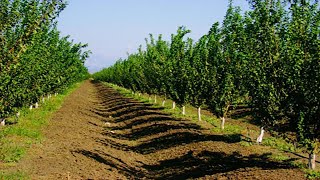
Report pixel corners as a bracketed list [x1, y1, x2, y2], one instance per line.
[244, 0, 286, 136]
[166, 27, 192, 114]
[189, 35, 210, 121]
[283, 0, 320, 169]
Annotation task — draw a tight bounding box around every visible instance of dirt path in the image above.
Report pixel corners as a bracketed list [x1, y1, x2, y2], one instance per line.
[10, 81, 305, 179]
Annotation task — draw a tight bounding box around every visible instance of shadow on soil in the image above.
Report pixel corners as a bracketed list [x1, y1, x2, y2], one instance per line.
[75, 81, 299, 179]
[98, 131, 241, 155]
[75, 148, 297, 180]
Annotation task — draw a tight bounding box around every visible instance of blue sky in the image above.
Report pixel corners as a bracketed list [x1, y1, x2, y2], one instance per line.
[57, 1, 250, 73]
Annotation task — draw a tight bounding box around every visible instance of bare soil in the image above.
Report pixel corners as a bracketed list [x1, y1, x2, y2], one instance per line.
[7, 81, 306, 179]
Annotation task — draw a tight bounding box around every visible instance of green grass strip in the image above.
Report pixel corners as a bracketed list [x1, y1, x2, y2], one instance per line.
[0, 81, 83, 179]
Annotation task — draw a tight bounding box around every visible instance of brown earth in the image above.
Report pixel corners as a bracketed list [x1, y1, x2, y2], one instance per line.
[8, 81, 306, 179]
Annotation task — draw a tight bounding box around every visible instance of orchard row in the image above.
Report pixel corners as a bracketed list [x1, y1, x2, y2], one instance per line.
[94, 0, 319, 169]
[0, 0, 89, 118]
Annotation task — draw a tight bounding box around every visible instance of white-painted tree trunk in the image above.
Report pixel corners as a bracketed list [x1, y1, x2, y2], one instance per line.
[197, 107, 201, 121]
[0, 119, 5, 126]
[256, 127, 265, 144]
[35, 102, 39, 108]
[15, 112, 20, 122]
[221, 117, 225, 130]
[182, 105, 186, 115]
[308, 153, 316, 170]
[154, 95, 157, 103]
[172, 102, 176, 109]
[42, 97, 45, 103]
[30, 105, 33, 110]
[162, 100, 166, 107]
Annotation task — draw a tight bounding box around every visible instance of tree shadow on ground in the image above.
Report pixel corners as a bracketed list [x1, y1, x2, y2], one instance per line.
[142, 150, 298, 179]
[74, 149, 298, 180]
[229, 107, 252, 119]
[73, 149, 146, 178]
[107, 122, 203, 140]
[109, 115, 179, 131]
[98, 131, 241, 155]
[78, 82, 303, 179]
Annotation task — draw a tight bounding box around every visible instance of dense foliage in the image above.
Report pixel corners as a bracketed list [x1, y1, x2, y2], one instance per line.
[94, 0, 319, 169]
[0, 0, 89, 118]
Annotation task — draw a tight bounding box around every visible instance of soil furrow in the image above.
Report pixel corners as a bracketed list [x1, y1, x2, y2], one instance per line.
[9, 81, 304, 179]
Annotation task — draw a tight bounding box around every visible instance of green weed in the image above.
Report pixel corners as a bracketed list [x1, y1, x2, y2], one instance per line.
[0, 82, 82, 164]
[0, 171, 28, 180]
[305, 170, 320, 179]
[263, 137, 296, 153]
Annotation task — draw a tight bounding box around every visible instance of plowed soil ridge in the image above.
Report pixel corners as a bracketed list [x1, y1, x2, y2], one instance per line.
[11, 81, 304, 179]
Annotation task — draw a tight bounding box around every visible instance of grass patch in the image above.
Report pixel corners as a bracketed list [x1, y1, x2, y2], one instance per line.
[263, 136, 297, 153]
[0, 82, 83, 177]
[0, 171, 27, 180]
[268, 153, 291, 162]
[305, 170, 320, 179]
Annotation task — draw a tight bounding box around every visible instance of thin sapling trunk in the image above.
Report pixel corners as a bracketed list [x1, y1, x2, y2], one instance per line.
[162, 100, 166, 106]
[256, 127, 265, 144]
[197, 107, 201, 121]
[221, 116, 225, 130]
[182, 105, 186, 115]
[220, 105, 230, 130]
[172, 101, 176, 109]
[0, 119, 5, 126]
[308, 153, 316, 170]
[15, 112, 20, 123]
[154, 95, 157, 103]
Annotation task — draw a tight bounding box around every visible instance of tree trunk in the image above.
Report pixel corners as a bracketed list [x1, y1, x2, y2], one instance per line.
[308, 153, 316, 170]
[139, 93, 141, 97]
[42, 97, 45, 103]
[182, 105, 186, 115]
[162, 100, 166, 107]
[35, 102, 39, 108]
[197, 107, 201, 121]
[15, 112, 20, 123]
[0, 119, 5, 126]
[30, 105, 33, 110]
[256, 127, 265, 144]
[172, 102, 176, 109]
[148, 95, 151, 102]
[221, 117, 225, 130]
[154, 95, 157, 103]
